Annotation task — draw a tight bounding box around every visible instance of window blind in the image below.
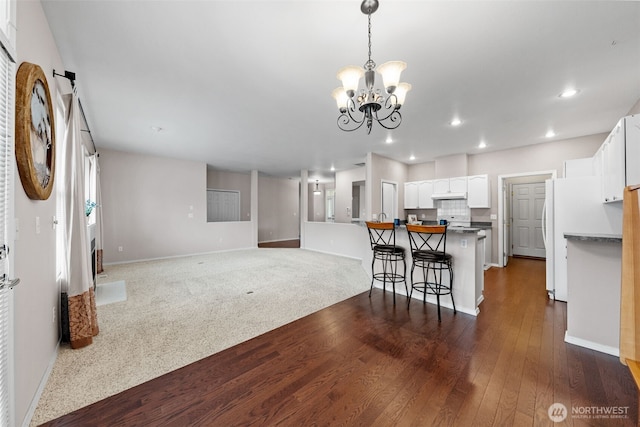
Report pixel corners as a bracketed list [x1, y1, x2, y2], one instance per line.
[0, 39, 15, 427]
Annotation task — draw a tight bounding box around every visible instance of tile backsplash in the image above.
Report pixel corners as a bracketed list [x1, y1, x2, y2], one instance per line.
[437, 199, 470, 220]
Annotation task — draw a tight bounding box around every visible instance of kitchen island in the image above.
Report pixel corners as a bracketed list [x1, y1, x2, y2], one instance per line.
[391, 226, 485, 316]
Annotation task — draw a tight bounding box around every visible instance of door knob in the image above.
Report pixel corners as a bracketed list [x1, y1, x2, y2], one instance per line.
[0, 274, 19, 290]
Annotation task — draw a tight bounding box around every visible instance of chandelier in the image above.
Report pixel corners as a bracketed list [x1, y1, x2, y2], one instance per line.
[332, 0, 411, 134]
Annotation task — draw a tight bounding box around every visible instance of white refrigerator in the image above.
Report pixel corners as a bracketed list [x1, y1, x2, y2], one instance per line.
[544, 176, 622, 301]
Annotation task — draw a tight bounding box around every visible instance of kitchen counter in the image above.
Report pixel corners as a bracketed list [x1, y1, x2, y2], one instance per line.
[564, 232, 622, 243]
[564, 233, 622, 356]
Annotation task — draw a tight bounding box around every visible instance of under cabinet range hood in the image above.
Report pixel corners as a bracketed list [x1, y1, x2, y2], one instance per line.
[431, 192, 467, 200]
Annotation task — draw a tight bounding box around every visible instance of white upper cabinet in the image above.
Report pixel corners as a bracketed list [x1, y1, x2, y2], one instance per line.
[625, 114, 640, 187]
[433, 176, 467, 194]
[404, 181, 419, 209]
[417, 180, 434, 209]
[404, 180, 435, 209]
[467, 174, 490, 208]
[600, 115, 639, 203]
[449, 176, 468, 193]
[433, 178, 449, 194]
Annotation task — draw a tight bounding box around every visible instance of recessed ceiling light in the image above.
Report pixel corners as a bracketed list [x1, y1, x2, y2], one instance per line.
[559, 89, 579, 98]
[409, 154, 416, 161]
[450, 118, 462, 126]
[546, 130, 556, 138]
[478, 141, 487, 149]
[330, 166, 335, 172]
[385, 136, 393, 144]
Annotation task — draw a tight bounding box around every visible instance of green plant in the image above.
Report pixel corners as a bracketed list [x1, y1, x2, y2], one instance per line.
[85, 200, 97, 216]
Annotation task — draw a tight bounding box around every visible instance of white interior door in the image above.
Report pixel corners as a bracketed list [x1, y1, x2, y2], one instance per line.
[381, 181, 397, 221]
[503, 181, 509, 266]
[512, 182, 546, 257]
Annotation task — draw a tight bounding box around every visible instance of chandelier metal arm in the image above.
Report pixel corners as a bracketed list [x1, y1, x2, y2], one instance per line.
[373, 109, 402, 130]
[337, 98, 367, 132]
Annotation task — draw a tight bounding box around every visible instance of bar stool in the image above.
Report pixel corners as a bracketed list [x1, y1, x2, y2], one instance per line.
[365, 221, 407, 304]
[406, 224, 456, 321]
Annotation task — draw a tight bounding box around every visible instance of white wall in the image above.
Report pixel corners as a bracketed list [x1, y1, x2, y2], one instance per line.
[334, 166, 365, 223]
[307, 182, 330, 222]
[257, 175, 299, 243]
[100, 149, 254, 263]
[369, 153, 408, 222]
[303, 221, 368, 260]
[13, 2, 70, 425]
[434, 153, 468, 178]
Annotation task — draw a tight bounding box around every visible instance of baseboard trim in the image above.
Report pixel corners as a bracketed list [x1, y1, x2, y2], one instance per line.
[564, 332, 619, 357]
[303, 247, 362, 262]
[103, 247, 256, 266]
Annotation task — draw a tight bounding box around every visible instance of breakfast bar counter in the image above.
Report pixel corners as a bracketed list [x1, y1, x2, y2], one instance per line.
[564, 232, 622, 356]
[362, 224, 485, 316]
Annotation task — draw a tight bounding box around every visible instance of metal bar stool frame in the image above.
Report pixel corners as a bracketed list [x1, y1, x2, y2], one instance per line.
[406, 224, 456, 321]
[365, 221, 408, 304]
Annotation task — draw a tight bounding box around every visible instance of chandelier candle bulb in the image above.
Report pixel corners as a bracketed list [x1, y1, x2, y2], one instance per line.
[394, 83, 411, 108]
[337, 66, 364, 97]
[332, 88, 349, 112]
[377, 61, 406, 93]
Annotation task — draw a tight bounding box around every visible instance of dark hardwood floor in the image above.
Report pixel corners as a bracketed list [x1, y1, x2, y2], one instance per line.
[257, 239, 301, 248]
[40, 258, 637, 426]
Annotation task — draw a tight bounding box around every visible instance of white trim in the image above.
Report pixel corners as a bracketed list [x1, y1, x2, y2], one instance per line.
[303, 248, 363, 262]
[564, 332, 619, 357]
[497, 170, 557, 267]
[102, 246, 255, 266]
[402, 287, 480, 316]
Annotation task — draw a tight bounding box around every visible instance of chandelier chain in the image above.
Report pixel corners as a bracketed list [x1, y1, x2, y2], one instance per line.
[367, 10, 372, 65]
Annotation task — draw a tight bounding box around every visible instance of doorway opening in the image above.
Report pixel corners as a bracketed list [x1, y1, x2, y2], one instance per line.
[498, 170, 556, 267]
[381, 180, 398, 221]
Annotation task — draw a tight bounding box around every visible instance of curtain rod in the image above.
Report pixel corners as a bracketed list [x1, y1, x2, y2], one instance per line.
[53, 69, 97, 154]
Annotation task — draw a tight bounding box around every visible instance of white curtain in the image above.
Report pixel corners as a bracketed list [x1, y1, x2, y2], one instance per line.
[94, 154, 104, 274]
[60, 91, 98, 349]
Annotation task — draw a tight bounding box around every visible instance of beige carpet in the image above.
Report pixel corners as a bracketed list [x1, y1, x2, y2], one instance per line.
[31, 248, 370, 426]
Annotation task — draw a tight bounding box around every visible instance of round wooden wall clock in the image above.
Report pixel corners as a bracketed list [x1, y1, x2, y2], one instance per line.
[15, 62, 56, 200]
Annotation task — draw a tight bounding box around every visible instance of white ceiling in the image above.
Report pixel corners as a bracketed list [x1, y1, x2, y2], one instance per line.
[41, 1, 640, 180]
